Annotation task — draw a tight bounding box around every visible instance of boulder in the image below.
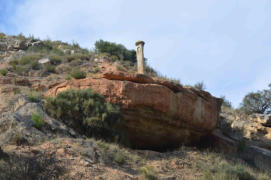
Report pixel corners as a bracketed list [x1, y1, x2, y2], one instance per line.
[38, 58, 51, 65]
[46, 72, 222, 149]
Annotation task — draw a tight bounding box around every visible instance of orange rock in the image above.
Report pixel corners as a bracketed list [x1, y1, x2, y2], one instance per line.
[46, 73, 222, 149]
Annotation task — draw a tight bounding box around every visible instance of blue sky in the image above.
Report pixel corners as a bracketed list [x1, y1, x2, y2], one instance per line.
[0, 0, 271, 107]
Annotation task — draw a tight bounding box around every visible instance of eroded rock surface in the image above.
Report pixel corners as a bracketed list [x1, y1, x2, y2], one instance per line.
[0, 95, 79, 147]
[219, 112, 271, 150]
[46, 72, 222, 149]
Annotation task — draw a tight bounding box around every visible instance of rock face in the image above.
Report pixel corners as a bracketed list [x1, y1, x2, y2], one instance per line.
[0, 95, 79, 147]
[212, 112, 271, 171]
[219, 112, 271, 150]
[46, 72, 222, 149]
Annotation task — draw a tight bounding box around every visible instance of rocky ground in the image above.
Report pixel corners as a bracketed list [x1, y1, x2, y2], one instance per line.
[0, 33, 271, 180]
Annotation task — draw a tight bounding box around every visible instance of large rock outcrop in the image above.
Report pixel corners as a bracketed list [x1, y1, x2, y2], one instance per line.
[46, 72, 222, 149]
[219, 111, 271, 150]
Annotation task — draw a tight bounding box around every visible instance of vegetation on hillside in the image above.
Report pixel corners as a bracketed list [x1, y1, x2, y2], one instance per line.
[1, 139, 270, 179]
[94, 39, 137, 63]
[1, 33, 271, 179]
[1, 34, 184, 86]
[44, 88, 123, 142]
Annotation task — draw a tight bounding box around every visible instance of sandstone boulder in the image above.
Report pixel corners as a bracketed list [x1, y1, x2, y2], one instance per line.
[46, 73, 222, 149]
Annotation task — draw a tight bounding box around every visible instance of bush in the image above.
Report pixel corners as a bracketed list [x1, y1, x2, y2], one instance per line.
[95, 40, 136, 63]
[30, 61, 40, 70]
[66, 54, 89, 62]
[44, 89, 123, 141]
[113, 151, 126, 165]
[50, 55, 62, 65]
[194, 81, 206, 90]
[0, 152, 64, 179]
[13, 88, 21, 94]
[203, 162, 256, 180]
[14, 65, 28, 76]
[27, 92, 42, 102]
[31, 113, 44, 129]
[71, 69, 86, 79]
[241, 85, 271, 114]
[140, 165, 157, 180]
[0, 69, 8, 76]
[19, 55, 41, 65]
[9, 60, 19, 67]
[45, 64, 56, 73]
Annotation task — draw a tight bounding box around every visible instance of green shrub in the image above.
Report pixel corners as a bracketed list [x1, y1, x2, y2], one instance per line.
[94, 67, 100, 73]
[116, 64, 124, 71]
[19, 55, 40, 65]
[9, 60, 19, 67]
[14, 65, 28, 76]
[70, 59, 83, 66]
[45, 65, 55, 73]
[113, 151, 126, 165]
[31, 113, 44, 129]
[50, 55, 62, 65]
[140, 165, 157, 180]
[13, 88, 21, 94]
[95, 40, 136, 63]
[65, 76, 71, 80]
[27, 92, 42, 103]
[71, 69, 86, 79]
[26, 44, 52, 53]
[0, 151, 64, 179]
[66, 54, 90, 62]
[0, 69, 8, 76]
[203, 162, 256, 180]
[44, 89, 122, 141]
[30, 61, 40, 70]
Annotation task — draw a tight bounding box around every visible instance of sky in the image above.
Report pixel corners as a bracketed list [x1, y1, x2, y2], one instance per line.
[0, 0, 271, 107]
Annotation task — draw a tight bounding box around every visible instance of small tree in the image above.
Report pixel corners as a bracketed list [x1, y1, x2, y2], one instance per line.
[241, 84, 271, 114]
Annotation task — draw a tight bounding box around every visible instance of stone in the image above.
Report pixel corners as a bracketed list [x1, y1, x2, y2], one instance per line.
[46, 73, 222, 149]
[38, 58, 51, 65]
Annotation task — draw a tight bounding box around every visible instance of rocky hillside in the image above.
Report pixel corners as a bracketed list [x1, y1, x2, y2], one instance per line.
[0, 33, 271, 179]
